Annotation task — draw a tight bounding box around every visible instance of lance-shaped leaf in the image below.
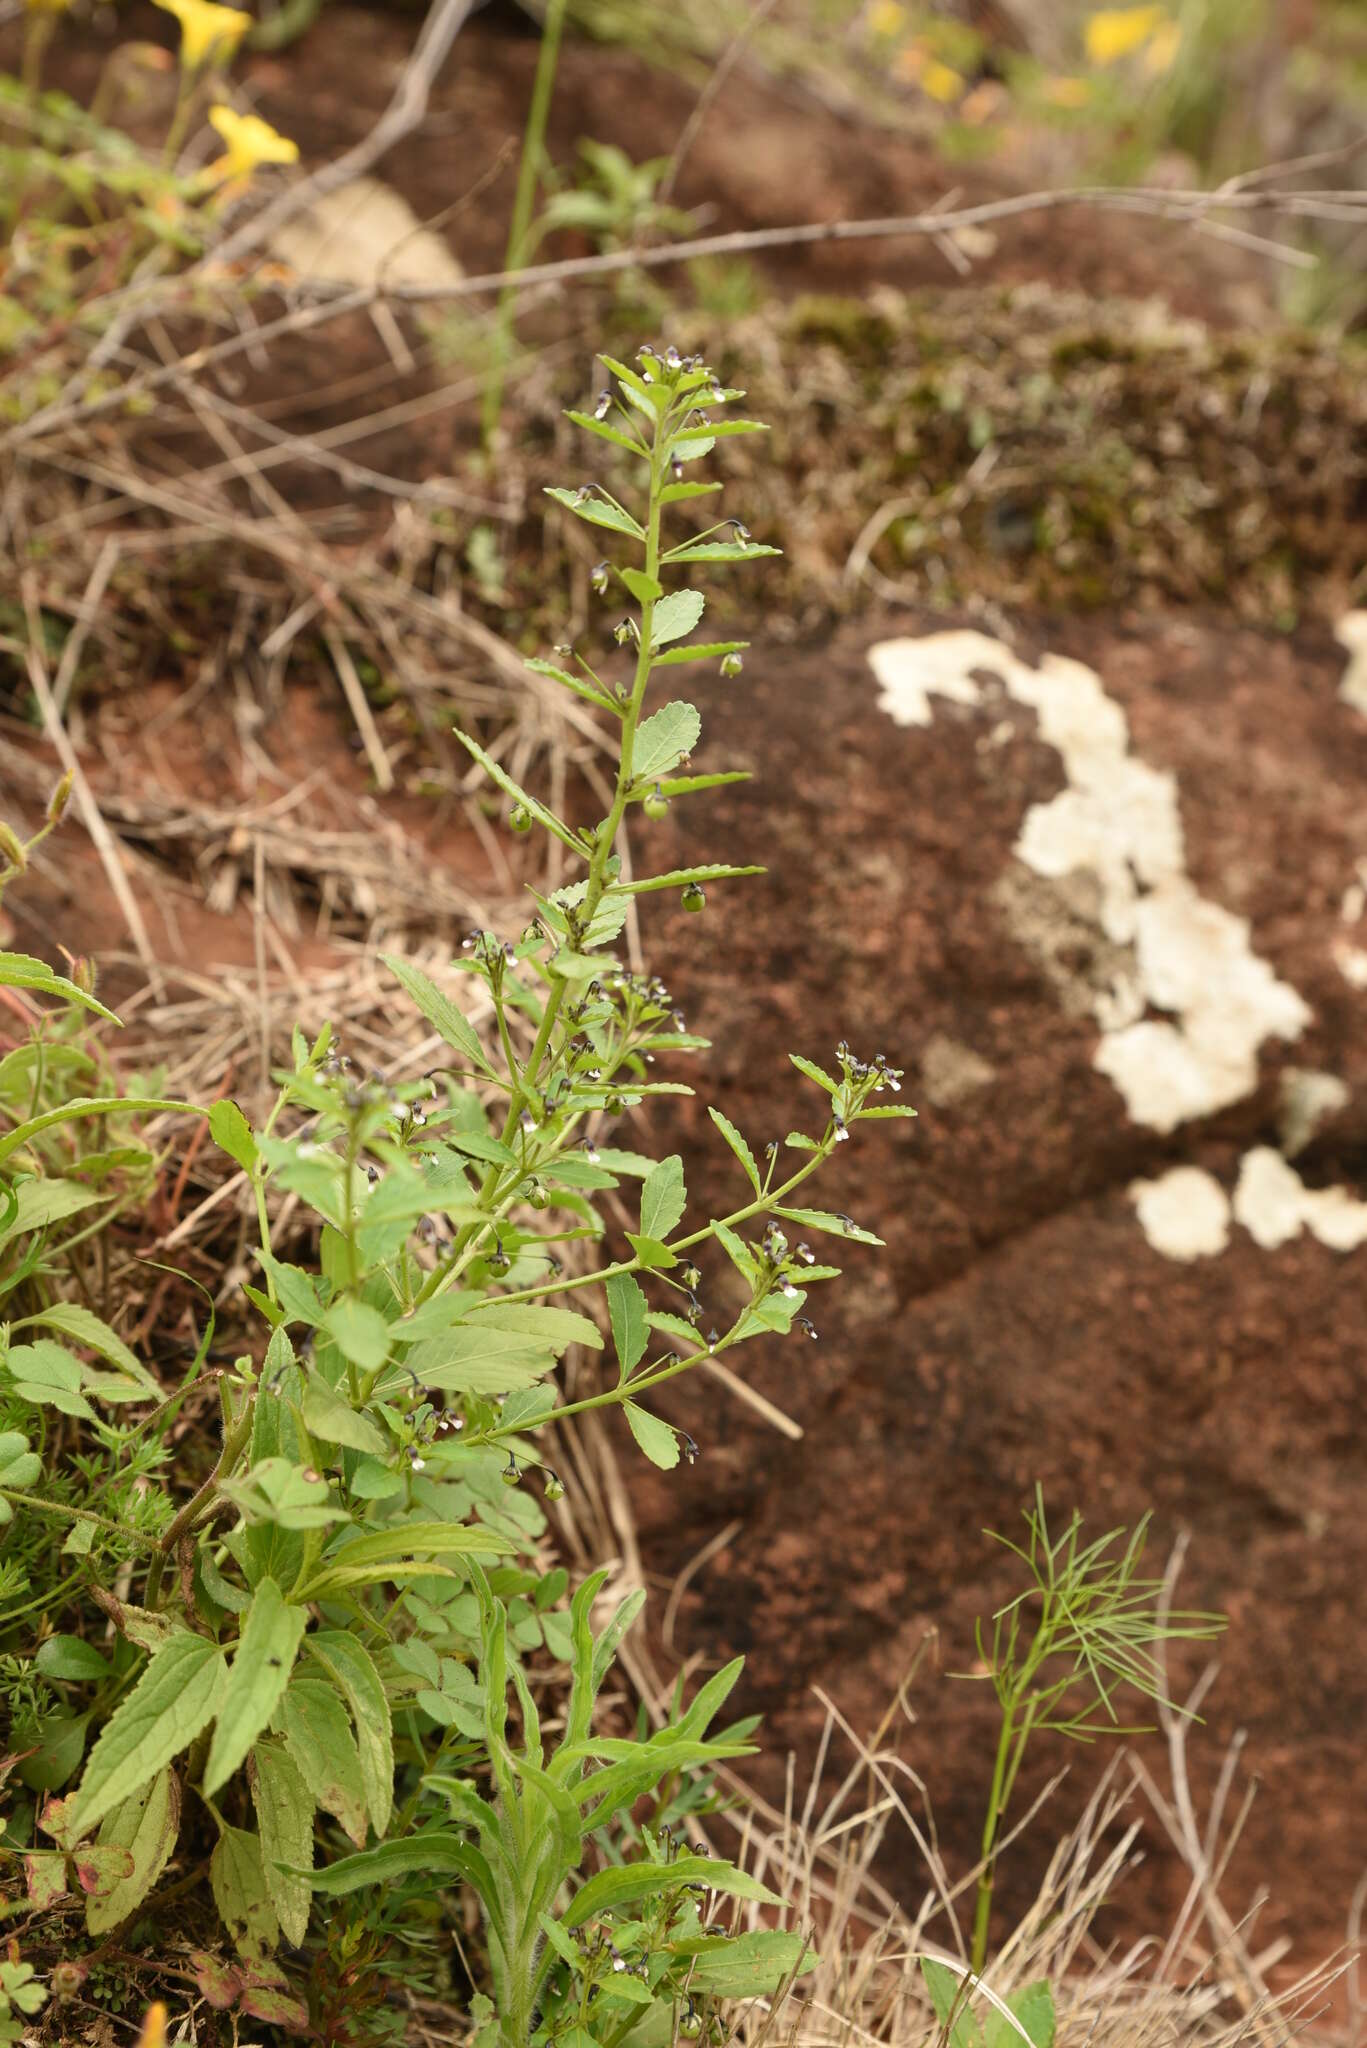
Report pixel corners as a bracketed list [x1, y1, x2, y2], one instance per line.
[606, 1273, 648, 1377]
[275, 1677, 368, 1848]
[380, 955, 493, 1076]
[71, 1634, 223, 1836]
[564, 410, 645, 454]
[454, 727, 588, 855]
[653, 639, 748, 668]
[620, 863, 763, 895]
[773, 1205, 883, 1245]
[203, 1579, 307, 1798]
[0, 951, 119, 1021]
[708, 1108, 760, 1191]
[639, 1155, 686, 1242]
[544, 486, 644, 540]
[250, 1739, 314, 1947]
[211, 1826, 279, 1955]
[661, 541, 781, 563]
[305, 1633, 392, 1836]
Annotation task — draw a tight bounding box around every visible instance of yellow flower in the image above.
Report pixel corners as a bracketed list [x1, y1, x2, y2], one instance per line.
[868, 0, 907, 34]
[136, 2007, 168, 2048]
[153, 0, 252, 72]
[1142, 17, 1181, 71]
[206, 104, 299, 183]
[24, 0, 76, 13]
[1084, 5, 1167, 64]
[920, 56, 966, 103]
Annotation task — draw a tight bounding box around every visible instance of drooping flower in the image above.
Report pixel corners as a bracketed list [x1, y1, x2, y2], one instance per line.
[1084, 5, 1168, 65]
[206, 104, 299, 184]
[153, 0, 252, 72]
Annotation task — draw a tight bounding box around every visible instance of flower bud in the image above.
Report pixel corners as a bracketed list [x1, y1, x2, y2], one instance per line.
[46, 770, 74, 824]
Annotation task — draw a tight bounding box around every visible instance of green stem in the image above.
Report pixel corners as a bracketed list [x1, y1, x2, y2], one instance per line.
[970, 1694, 1015, 1974]
[482, 0, 569, 448]
[0, 1488, 158, 1550]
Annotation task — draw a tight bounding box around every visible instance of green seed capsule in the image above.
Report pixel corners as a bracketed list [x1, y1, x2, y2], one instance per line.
[502, 1455, 521, 1487]
[643, 785, 669, 820]
[510, 804, 533, 833]
[681, 882, 706, 913]
[720, 653, 743, 679]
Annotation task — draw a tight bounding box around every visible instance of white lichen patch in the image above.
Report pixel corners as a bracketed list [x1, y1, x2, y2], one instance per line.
[1129, 1167, 1231, 1261]
[869, 631, 1310, 1132]
[1335, 611, 1367, 717]
[1233, 1147, 1367, 1252]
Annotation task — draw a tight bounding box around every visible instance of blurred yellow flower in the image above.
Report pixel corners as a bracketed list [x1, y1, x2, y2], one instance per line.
[136, 2006, 168, 2048]
[24, 0, 76, 13]
[153, 0, 251, 72]
[1142, 17, 1182, 70]
[869, 0, 907, 33]
[1084, 5, 1167, 64]
[1044, 74, 1092, 106]
[207, 104, 299, 182]
[920, 57, 966, 103]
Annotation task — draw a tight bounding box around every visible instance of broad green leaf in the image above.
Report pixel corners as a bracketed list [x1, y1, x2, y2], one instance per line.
[211, 1825, 279, 1955]
[624, 1233, 677, 1270]
[639, 1155, 685, 1242]
[673, 1930, 813, 1997]
[989, 1984, 1056, 2048]
[773, 1206, 884, 1246]
[71, 1635, 222, 1835]
[544, 486, 644, 540]
[653, 639, 747, 668]
[650, 589, 705, 650]
[0, 950, 118, 1021]
[453, 727, 586, 855]
[203, 1579, 307, 1798]
[9, 1180, 101, 1231]
[35, 1636, 110, 1682]
[0, 1425, 44, 1507]
[321, 1297, 392, 1372]
[466, 1303, 603, 1352]
[624, 1403, 679, 1470]
[380, 955, 492, 1076]
[305, 1633, 392, 1835]
[250, 1739, 314, 1947]
[708, 1108, 760, 1190]
[446, 1129, 517, 1167]
[85, 1768, 180, 1935]
[208, 1099, 257, 1174]
[606, 1273, 648, 1375]
[275, 1677, 368, 1848]
[619, 567, 662, 604]
[301, 1375, 387, 1455]
[20, 1303, 155, 1391]
[633, 701, 701, 783]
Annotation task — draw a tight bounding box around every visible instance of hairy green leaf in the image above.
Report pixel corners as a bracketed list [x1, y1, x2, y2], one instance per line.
[305, 1633, 392, 1836]
[250, 1739, 314, 1947]
[380, 955, 492, 1075]
[71, 1634, 222, 1835]
[203, 1579, 307, 1798]
[85, 1768, 180, 1936]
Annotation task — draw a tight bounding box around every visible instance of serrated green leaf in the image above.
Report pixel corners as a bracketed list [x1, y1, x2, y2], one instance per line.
[0, 950, 119, 1021]
[380, 955, 492, 1075]
[275, 1676, 368, 1848]
[606, 1272, 648, 1376]
[658, 770, 751, 794]
[633, 700, 701, 782]
[305, 1634, 392, 1836]
[85, 1768, 180, 1936]
[467, 1303, 602, 1352]
[856, 1104, 919, 1119]
[71, 1635, 222, 1835]
[250, 1739, 314, 1947]
[650, 589, 706, 650]
[659, 480, 722, 504]
[624, 1403, 679, 1469]
[640, 1155, 685, 1242]
[544, 486, 644, 540]
[208, 1099, 257, 1174]
[525, 658, 615, 712]
[211, 1824, 279, 1955]
[203, 1579, 307, 1798]
[708, 1108, 760, 1191]
[646, 1309, 698, 1348]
